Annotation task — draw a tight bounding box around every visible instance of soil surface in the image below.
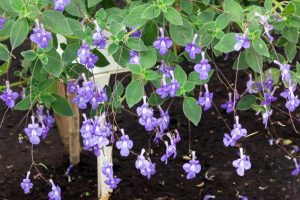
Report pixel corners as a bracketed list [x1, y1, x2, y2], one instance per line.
[0, 42, 300, 200]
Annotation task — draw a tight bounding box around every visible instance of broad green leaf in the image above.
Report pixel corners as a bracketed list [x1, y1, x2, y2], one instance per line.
[285, 42, 297, 62]
[140, 48, 157, 68]
[0, 61, 10, 76]
[183, 97, 202, 126]
[41, 94, 56, 104]
[245, 47, 263, 73]
[282, 27, 299, 43]
[14, 96, 33, 110]
[264, 0, 272, 11]
[164, 7, 183, 25]
[283, 2, 296, 15]
[10, 0, 25, 12]
[162, 0, 175, 6]
[169, 17, 194, 46]
[62, 43, 81, 64]
[10, 18, 29, 49]
[93, 49, 110, 67]
[237, 95, 256, 110]
[125, 80, 144, 108]
[0, 20, 13, 41]
[142, 21, 158, 46]
[148, 92, 166, 106]
[65, 0, 87, 18]
[0, 43, 10, 61]
[51, 94, 74, 116]
[95, 8, 106, 21]
[125, 4, 149, 27]
[223, 0, 243, 24]
[88, 0, 102, 8]
[43, 10, 73, 36]
[252, 38, 270, 57]
[214, 33, 236, 53]
[67, 18, 85, 38]
[21, 50, 37, 61]
[180, 0, 193, 15]
[110, 20, 124, 35]
[216, 13, 230, 30]
[128, 64, 142, 74]
[127, 37, 148, 51]
[43, 49, 63, 78]
[174, 64, 187, 85]
[142, 4, 161, 19]
[112, 45, 130, 68]
[144, 70, 160, 81]
[233, 51, 249, 70]
[65, 63, 92, 79]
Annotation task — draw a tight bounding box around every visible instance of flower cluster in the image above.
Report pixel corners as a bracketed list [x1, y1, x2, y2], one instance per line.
[30, 19, 52, 49]
[194, 52, 211, 80]
[0, 81, 19, 108]
[53, 0, 70, 12]
[156, 71, 180, 99]
[93, 20, 106, 49]
[80, 113, 112, 156]
[102, 161, 122, 189]
[70, 74, 108, 110]
[183, 151, 201, 179]
[116, 129, 133, 157]
[223, 116, 247, 147]
[21, 171, 33, 194]
[161, 132, 180, 164]
[129, 50, 140, 64]
[255, 12, 274, 43]
[77, 43, 99, 69]
[232, 148, 251, 176]
[135, 149, 156, 179]
[48, 179, 61, 200]
[24, 116, 44, 145]
[198, 84, 213, 111]
[36, 105, 55, 139]
[153, 28, 173, 55]
[0, 16, 6, 29]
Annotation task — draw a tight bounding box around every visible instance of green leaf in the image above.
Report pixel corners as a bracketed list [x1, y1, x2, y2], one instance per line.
[51, 94, 74, 116]
[0, 61, 9, 76]
[223, 0, 243, 24]
[216, 13, 230, 30]
[125, 4, 149, 27]
[92, 49, 110, 67]
[237, 95, 256, 110]
[125, 80, 144, 108]
[67, 18, 85, 38]
[0, 43, 10, 61]
[233, 51, 249, 70]
[65, 63, 92, 79]
[21, 50, 37, 61]
[88, 0, 102, 8]
[10, 18, 29, 49]
[43, 10, 73, 36]
[183, 81, 196, 92]
[14, 97, 33, 110]
[162, 0, 175, 6]
[127, 37, 148, 51]
[285, 42, 297, 62]
[180, 0, 193, 15]
[95, 8, 106, 20]
[142, 4, 161, 20]
[62, 43, 81, 64]
[164, 7, 183, 25]
[110, 20, 124, 35]
[112, 45, 130, 68]
[43, 49, 63, 78]
[128, 64, 142, 74]
[283, 2, 296, 15]
[252, 38, 270, 57]
[141, 48, 157, 68]
[264, 0, 272, 11]
[65, 0, 87, 18]
[183, 97, 202, 126]
[141, 21, 158, 46]
[40, 94, 56, 104]
[214, 33, 236, 53]
[108, 43, 119, 55]
[10, 0, 25, 12]
[148, 92, 166, 106]
[282, 27, 299, 43]
[144, 70, 160, 81]
[245, 47, 263, 73]
[37, 79, 56, 93]
[169, 17, 194, 46]
[174, 65, 187, 85]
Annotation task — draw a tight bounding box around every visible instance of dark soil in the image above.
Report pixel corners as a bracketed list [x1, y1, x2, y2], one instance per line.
[0, 42, 300, 200]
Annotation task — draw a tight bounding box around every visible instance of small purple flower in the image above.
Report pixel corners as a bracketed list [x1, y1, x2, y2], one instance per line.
[232, 148, 251, 176]
[104, 177, 121, 189]
[102, 161, 113, 178]
[77, 43, 98, 69]
[261, 87, 277, 106]
[24, 116, 43, 145]
[156, 75, 170, 99]
[203, 194, 216, 200]
[255, 12, 274, 42]
[183, 151, 201, 179]
[291, 158, 300, 176]
[280, 84, 296, 99]
[116, 129, 133, 157]
[48, 179, 61, 200]
[30, 19, 52, 49]
[194, 52, 211, 80]
[159, 61, 174, 77]
[0, 81, 19, 108]
[185, 34, 201, 59]
[262, 107, 273, 128]
[274, 60, 291, 83]
[238, 195, 248, 200]
[129, 27, 141, 38]
[139, 116, 157, 131]
[221, 93, 235, 113]
[67, 79, 79, 94]
[21, 171, 33, 194]
[0, 17, 7, 29]
[135, 149, 147, 170]
[285, 87, 299, 112]
[263, 74, 274, 90]
[153, 28, 173, 55]
[168, 71, 180, 97]
[223, 116, 247, 147]
[93, 20, 106, 49]
[156, 106, 170, 132]
[135, 149, 156, 179]
[246, 74, 259, 94]
[136, 96, 154, 119]
[129, 50, 140, 64]
[234, 30, 250, 51]
[161, 133, 177, 164]
[198, 84, 213, 111]
[53, 0, 70, 12]
[80, 114, 94, 139]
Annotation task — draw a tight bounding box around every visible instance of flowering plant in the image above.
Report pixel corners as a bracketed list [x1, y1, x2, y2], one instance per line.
[0, 0, 300, 199]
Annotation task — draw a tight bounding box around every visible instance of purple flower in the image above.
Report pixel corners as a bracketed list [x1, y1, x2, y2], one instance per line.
[104, 177, 121, 189]
[261, 87, 277, 106]
[21, 171, 33, 194]
[161, 133, 177, 164]
[77, 43, 98, 69]
[198, 84, 213, 111]
[194, 52, 211, 80]
[67, 80, 79, 94]
[93, 20, 106, 49]
[223, 116, 247, 147]
[89, 85, 108, 109]
[285, 87, 299, 112]
[153, 28, 173, 55]
[183, 151, 201, 179]
[136, 96, 154, 119]
[135, 149, 147, 170]
[255, 12, 274, 42]
[246, 74, 259, 94]
[156, 75, 170, 99]
[129, 50, 140, 64]
[80, 114, 94, 139]
[102, 161, 113, 178]
[280, 84, 296, 99]
[156, 106, 170, 132]
[0, 17, 6, 29]
[263, 74, 273, 90]
[234, 30, 250, 51]
[129, 27, 141, 38]
[0, 81, 19, 108]
[203, 194, 216, 200]
[135, 149, 156, 179]
[168, 71, 180, 97]
[48, 179, 61, 200]
[291, 158, 300, 176]
[116, 129, 133, 157]
[159, 61, 174, 77]
[53, 0, 70, 12]
[185, 34, 201, 59]
[24, 116, 43, 145]
[232, 148, 251, 176]
[221, 93, 235, 113]
[139, 116, 157, 131]
[262, 107, 273, 128]
[30, 19, 52, 49]
[274, 60, 291, 83]
[238, 195, 248, 200]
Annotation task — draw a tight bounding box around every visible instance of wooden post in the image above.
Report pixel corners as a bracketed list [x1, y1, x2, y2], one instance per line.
[97, 147, 112, 199]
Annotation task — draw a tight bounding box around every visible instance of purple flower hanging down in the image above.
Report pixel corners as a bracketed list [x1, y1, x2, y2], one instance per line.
[261, 107, 273, 128]
[136, 96, 154, 119]
[135, 149, 156, 179]
[183, 151, 201, 179]
[116, 129, 133, 157]
[129, 27, 142, 38]
[93, 20, 106, 49]
[161, 133, 177, 164]
[20, 171, 33, 194]
[0, 81, 19, 108]
[30, 19, 52, 49]
[53, 0, 70, 12]
[204, 194, 216, 200]
[67, 79, 79, 94]
[168, 71, 180, 97]
[246, 74, 259, 94]
[232, 148, 251, 176]
[221, 93, 235, 113]
[129, 50, 140, 64]
[234, 29, 250, 51]
[255, 12, 274, 43]
[291, 158, 300, 176]
[105, 177, 122, 189]
[274, 60, 291, 84]
[102, 161, 114, 177]
[153, 28, 173, 55]
[198, 84, 213, 111]
[77, 43, 98, 69]
[48, 179, 61, 200]
[194, 52, 211, 80]
[24, 116, 43, 145]
[0, 17, 6, 29]
[159, 61, 174, 77]
[285, 86, 300, 112]
[185, 34, 201, 59]
[261, 87, 277, 106]
[223, 116, 247, 147]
